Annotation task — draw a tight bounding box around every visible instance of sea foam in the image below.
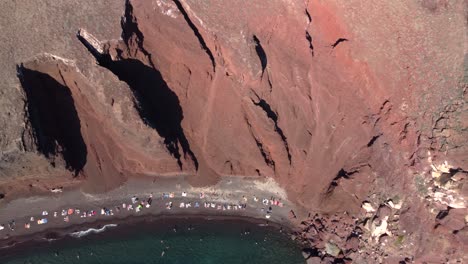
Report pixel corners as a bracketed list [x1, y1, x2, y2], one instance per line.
[69, 224, 118, 238]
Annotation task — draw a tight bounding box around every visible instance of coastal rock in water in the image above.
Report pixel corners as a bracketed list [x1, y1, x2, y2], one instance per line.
[301, 247, 318, 260]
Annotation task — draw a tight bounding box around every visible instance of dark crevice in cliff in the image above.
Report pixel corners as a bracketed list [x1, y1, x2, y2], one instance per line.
[224, 160, 234, 174]
[305, 8, 312, 23]
[254, 137, 276, 170]
[436, 209, 450, 220]
[85, 53, 198, 170]
[334, 168, 359, 181]
[252, 98, 292, 164]
[305, 31, 315, 57]
[399, 122, 410, 143]
[172, 0, 216, 71]
[450, 167, 468, 174]
[253, 35, 267, 78]
[331, 38, 348, 49]
[78, 2, 199, 170]
[17, 66, 87, 176]
[367, 134, 382, 147]
[326, 168, 360, 194]
[267, 74, 273, 92]
[438, 168, 468, 186]
[121, 0, 154, 65]
[244, 115, 275, 171]
[362, 100, 391, 127]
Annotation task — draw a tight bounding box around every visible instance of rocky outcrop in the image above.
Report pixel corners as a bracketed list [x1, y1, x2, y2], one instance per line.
[0, 0, 466, 261]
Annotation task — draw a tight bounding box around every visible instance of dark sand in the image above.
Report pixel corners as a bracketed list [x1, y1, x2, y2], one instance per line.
[0, 176, 299, 251]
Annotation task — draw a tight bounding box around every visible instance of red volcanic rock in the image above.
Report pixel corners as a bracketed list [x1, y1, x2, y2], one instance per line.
[306, 257, 322, 264]
[13, 0, 465, 208]
[3, 0, 466, 261]
[18, 55, 183, 192]
[345, 236, 360, 252]
[437, 208, 466, 232]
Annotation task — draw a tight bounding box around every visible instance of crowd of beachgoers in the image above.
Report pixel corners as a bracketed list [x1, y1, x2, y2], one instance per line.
[0, 191, 285, 235]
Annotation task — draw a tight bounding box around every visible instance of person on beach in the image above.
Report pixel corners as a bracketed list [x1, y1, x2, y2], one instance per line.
[136, 205, 143, 212]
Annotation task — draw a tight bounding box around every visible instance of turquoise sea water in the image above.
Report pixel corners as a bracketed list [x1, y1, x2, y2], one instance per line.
[1, 218, 305, 264]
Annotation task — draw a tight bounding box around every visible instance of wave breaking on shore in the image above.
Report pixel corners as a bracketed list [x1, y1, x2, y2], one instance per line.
[69, 224, 118, 238]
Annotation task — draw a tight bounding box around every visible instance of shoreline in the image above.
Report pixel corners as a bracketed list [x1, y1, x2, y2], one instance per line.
[0, 176, 301, 254]
[0, 213, 295, 254]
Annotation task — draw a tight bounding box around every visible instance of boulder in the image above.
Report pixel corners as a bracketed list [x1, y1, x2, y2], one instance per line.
[302, 250, 311, 259]
[325, 242, 341, 257]
[306, 257, 322, 264]
[345, 236, 360, 252]
[439, 209, 466, 231]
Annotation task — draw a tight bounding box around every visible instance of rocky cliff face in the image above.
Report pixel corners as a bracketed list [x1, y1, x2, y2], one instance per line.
[1, 0, 466, 262]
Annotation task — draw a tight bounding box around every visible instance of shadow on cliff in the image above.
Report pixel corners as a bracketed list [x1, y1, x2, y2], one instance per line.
[90, 55, 198, 170]
[18, 67, 87, 176]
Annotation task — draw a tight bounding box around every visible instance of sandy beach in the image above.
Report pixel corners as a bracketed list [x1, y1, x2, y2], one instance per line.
[0, 176, 300, 250]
